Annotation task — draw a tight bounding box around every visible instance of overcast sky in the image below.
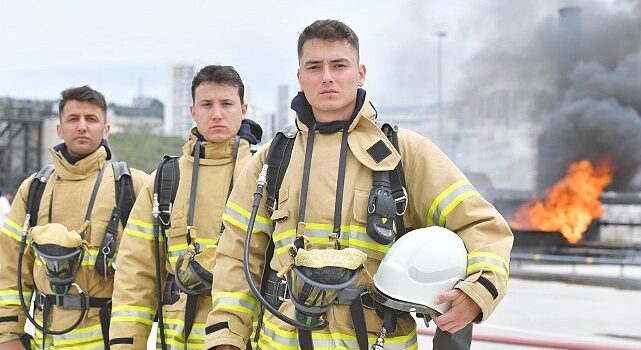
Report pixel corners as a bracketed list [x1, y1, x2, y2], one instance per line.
[0, 0, 623, 117]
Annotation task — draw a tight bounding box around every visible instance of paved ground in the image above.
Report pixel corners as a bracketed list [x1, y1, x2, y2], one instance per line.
[418, 273, 641, 350]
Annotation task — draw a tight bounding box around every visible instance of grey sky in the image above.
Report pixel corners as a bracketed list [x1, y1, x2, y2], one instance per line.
[0, 0, 620, 116]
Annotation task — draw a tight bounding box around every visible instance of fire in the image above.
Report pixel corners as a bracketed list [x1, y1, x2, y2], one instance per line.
[510, 159, 614, 243]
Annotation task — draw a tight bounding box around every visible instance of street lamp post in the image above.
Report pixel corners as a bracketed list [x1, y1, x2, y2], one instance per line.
[436, 31, 447, 146]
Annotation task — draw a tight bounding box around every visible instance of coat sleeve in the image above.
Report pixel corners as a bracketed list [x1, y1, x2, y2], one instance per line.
[109, 178, 165, 349]
[399, 129, 513, 322]
[0, 177, 36, 343]
[204, 143, 273, 350]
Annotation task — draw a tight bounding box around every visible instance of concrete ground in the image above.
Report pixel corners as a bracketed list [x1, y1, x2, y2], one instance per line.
[418, 270, 641, 350]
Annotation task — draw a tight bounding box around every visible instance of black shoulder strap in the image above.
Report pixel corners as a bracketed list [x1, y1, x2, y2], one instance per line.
[26, 164, 55, 228]
[378, 121, 408, 239]
[264, 125, 297, 214]
[154, 155, 181, 230]
[96, 161, 134, 276]
[111, 161, 135, 225]
[259, 125, 297, 288]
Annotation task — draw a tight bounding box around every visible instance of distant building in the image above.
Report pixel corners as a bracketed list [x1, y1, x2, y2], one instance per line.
[166, 64, 196, 136]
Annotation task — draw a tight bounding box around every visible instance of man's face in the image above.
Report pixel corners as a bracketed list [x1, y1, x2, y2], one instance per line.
[297, 38, 366, 122]
[190, 82, 247, 143]
[56, 100, 110, 157]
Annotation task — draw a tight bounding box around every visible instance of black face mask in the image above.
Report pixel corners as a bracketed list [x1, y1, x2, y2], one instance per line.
[287, 264, 361, 327]
[174, 243, 213, 296]
[32, 243, 83, 294]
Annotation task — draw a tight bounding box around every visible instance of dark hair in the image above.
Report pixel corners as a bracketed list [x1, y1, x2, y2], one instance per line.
[297, 19, 360, 61]
[191, 65, 245, 104]
[58, 85, 107, 120]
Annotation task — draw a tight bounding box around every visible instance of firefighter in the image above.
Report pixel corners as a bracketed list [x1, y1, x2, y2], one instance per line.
[108, 65, 262, 349]
[0, 85, 148, 349]
[204, 20, 513, 350]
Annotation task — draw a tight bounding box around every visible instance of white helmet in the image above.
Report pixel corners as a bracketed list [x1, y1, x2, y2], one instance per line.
[371, 226, 467, 315]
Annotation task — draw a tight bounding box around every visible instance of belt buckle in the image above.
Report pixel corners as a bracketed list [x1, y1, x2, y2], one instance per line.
[276, 279, 289, 302]
[395, 187, 408, 216]
[36, 292, 46, 309]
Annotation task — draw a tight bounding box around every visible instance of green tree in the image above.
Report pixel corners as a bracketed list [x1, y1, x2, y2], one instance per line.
[109, 131, 184, 173]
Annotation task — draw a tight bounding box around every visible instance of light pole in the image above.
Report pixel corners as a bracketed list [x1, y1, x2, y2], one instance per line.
[436, 31, 447, 146]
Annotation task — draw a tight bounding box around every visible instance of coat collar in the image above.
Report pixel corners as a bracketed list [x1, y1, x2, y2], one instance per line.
[49, 145, 108, 180]
[182, 127, 249, 166]
[290, 89, 400, 171]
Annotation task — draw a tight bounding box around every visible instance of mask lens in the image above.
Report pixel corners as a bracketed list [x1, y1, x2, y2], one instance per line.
[33, 244, 83, 285]
[175, 251, 213, 295]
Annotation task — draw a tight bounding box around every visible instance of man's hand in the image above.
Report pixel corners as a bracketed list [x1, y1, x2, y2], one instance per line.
[430, 289, 480, 333]
[214, 346, 239, 350]
[0, 339, 27, 350]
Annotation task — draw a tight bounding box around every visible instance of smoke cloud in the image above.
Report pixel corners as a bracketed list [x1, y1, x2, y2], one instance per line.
[456, 0, 641, 191]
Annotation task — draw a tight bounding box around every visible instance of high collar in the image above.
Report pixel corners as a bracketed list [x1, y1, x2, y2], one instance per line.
[49, 144, 109, 180]
[182, 127, 249, 166]
[291, 88, 375, 134]
[53, 140, 112, 165]
[291, 88, 367, 133]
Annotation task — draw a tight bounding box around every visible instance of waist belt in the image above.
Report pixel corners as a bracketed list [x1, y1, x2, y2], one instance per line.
[34, 291, 111, 310]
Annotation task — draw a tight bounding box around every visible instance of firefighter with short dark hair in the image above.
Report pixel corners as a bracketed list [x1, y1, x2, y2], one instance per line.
[109, 65, 262, 349]
[0, 85, 148, 349]
[205, 20, 513, 350]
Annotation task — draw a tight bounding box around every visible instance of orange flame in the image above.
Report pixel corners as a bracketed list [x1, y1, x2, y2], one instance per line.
[510, 159, 614, 243]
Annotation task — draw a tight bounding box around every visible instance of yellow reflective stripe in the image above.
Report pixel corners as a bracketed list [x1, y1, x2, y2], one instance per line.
[0, 289, 32, 306]
[111, 305, 156, 325]
[48, 324, 103, 345]
[195, 238, 217, 245]
[212, 292, 260, 317]
[227, 201, 272, 226]
[162, 318, 205, 340]
[168, 243, 188, 252]
[468, 251, 509, 268]
[124, 218, 156, 241]
[273, 228, 296, 255]
[467, 251, 510, 277]
[438, 190, 480, 226]
[467, 263, 508, 278]
[428, 180, 478, 226]
[1, 218, 25, 241]
[259, 317, 418, 349]
[427, 180, 468, 225]
[128, 218, 152, 229]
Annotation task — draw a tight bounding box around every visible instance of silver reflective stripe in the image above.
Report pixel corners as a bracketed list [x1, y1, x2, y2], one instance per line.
[1, 219, 25, 241]
[468, 254, 510, 276]
[212, 295, 261, 316]
[223, 206, 273, 234]
[431, 183, 477, 225]
[0, 290, 32, 305]
[111, 309, 155, 322]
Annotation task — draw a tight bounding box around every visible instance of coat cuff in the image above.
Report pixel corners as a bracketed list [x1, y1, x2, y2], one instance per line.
[455, 272, 497, 323]
[204, 318, 250, 350]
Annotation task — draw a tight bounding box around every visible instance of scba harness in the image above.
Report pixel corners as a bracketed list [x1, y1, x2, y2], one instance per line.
[237, 121, 408, 350]
[149, 137, 241, 350]
[16, 161, 134, 348]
